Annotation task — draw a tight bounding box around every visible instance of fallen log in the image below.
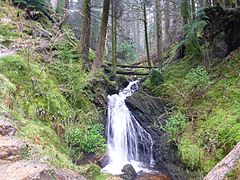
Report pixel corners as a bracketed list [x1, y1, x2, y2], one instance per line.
[107, 63, 157, 69]
[131, 51, 158, 66]
[204, 142, 240, 180]
[116, 69, 149, 76]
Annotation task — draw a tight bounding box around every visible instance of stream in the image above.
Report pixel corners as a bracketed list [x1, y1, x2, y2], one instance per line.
[102, 80, 154, 175]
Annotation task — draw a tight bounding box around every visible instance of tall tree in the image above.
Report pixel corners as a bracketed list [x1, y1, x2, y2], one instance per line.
[143, 2, 152, 67]
[80, 0, 91, 68]
[155, 0, 163, 64]
[164, 0, 170, 47]
[111, 0, 117, 75]
[91, 0, 111, 72]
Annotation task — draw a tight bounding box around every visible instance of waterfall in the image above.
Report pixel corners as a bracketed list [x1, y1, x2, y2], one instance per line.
[102, 80, 154, 175]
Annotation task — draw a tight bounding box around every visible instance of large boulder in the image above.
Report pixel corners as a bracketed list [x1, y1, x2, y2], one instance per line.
[121, 164, 137, 180]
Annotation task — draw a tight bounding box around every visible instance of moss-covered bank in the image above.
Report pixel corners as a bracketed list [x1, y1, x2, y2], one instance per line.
[144, 49, 240, 176]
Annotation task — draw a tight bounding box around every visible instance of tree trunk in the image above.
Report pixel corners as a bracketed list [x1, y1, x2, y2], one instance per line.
[80, 0, 91, 69]
[143, 3, 152, 67]
[111, 0, 117, 75]
[136, 11, 141, 54]
[91, 0, 111, 72]
[155, 0, 163, 65]
[204, 142, 240, 180]
[164, 0, 170, 47]
[191, 0, 196, 20]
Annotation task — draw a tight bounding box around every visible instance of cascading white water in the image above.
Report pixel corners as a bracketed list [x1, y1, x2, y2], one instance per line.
[102, 80, 154, 175]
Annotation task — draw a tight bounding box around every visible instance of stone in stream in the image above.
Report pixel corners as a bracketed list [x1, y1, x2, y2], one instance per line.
[121, 164, 137, 180]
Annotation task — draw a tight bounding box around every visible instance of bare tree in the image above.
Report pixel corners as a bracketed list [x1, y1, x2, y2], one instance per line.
[143, 2, 152, 67]
[80, 0, 91, 69]
[111, 0, 117, 75]
[91, 0, 111, 72]
[155, 0, 163, 64]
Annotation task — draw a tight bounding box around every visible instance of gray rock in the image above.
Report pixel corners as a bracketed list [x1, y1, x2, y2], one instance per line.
[121, 164, 137, 180]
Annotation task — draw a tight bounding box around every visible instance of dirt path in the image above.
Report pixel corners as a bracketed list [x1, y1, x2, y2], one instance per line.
[0, 113, 85, 180]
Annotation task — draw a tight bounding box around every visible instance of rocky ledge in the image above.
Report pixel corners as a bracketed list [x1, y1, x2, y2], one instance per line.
[126, 90, 188, 180]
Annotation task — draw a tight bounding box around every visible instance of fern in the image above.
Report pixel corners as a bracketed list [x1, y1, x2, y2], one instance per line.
[183, 10, 208, 60]
[13, 0, 49, 15]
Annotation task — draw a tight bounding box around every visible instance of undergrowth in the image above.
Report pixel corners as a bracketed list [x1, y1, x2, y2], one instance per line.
[0, 2, 106, 179]
[144, 49, 240, 174]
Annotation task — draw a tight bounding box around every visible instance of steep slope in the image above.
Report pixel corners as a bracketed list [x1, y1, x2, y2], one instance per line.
[0, 2, 107, 179]
[144, 48, 240, 178]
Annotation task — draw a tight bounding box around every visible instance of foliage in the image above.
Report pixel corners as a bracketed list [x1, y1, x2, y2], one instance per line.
[81, 164, 105, 179]
[0, 55, 70, 121]
[181, 0, 190, 24]
[65, 122, 106, 155]
[0, 55, 76, 169]
[47, 43, 93, 111]
[183, 11, 207, 60]
[179, 136, 203, 170]
[161, 58, 193, 106]
[184, 66, 210, 98]
[0, 24, 21, 39]
[148, 69, 164, 86]
[118, 41, 137, 63]
[0, 74, 16, 98]
[225, 162, 240, 180]
[13, 0, 49, 15]
[154, 48, 240, 174]
[163, 112, 187, 144]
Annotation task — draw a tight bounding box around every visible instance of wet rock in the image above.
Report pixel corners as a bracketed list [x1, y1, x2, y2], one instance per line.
[97, 154, 109, 168]
[121, 164, 137, 180]
[126, 91, 188, 180]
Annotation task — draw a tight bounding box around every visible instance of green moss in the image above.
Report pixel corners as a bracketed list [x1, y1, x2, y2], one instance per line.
[179, 135, 204, 170]
[80, 164, 105, 179]
[47, 43, 94, 111]
[10, 110, 76, 169]
[0, 23, 21, 38]
[150, 49, 240, 175]
[0, 73, 16, 98]
[0, 55, 70, 121]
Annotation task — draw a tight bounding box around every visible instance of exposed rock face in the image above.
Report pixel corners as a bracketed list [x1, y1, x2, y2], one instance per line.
[126, 91, 188, 180]
[121, 164, 137, 180]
